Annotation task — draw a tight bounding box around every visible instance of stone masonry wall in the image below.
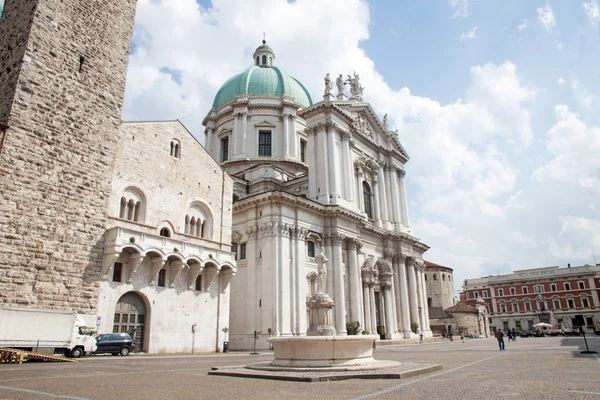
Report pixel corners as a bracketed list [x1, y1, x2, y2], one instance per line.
[0, 0, 137, 312]
[0, 0, 37, 125]
[110, 121, 233, 245]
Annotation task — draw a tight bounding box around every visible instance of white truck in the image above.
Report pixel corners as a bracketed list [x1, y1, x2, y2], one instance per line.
[0, 306, 97, 358]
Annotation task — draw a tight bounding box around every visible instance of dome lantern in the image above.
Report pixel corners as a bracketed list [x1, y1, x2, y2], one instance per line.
[253, 38, 275, 68]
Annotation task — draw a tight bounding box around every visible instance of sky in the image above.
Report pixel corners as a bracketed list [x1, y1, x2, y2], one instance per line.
[117, 0, 600, 298]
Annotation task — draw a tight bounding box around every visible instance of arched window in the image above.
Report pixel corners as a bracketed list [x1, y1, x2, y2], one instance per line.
[262, 54, 267, 65]
[118, 187, 146, 223]
[159, 228, 171, 238]
[424, 274, 427, 281]
[433, 274, 437, 281]
[427, 297, 432, 307]
[170, 140, 181, 158]
[185, 202, 213, 240]
[195, 274, 202, 291]
[362, 181, 373, 219]
[442, 274, 446, 281]
[256, 56, 259, 66]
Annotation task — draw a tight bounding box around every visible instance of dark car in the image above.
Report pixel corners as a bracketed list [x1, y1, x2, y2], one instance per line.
[94, 333, 135, 356]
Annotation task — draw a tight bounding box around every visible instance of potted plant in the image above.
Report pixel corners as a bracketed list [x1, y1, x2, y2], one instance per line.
[411, 322, 419, 334]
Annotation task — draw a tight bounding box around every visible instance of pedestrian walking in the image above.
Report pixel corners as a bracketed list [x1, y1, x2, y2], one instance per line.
[419, 331, 424, 344]
[495, 330, 505, 351]
[512, 328, 517, 341]
[460, 333, 464, 343]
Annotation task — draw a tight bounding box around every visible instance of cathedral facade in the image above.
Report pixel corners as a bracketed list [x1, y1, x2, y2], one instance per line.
[203, 43, 431, 349]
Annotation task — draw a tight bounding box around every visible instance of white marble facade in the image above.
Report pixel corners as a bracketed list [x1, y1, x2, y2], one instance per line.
[204, 42, 430, 350]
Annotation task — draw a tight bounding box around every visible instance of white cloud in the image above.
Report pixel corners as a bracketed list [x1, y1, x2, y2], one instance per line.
[571, 80, 598, 108]
[537, 3, 556, 30]
[517, 19, 530, 31]
[557, 77, 565, 85]
[460, 26, 479, 41]
[550, 216, 600, 260]
[583, 0, 600, 24]
[450, 0, 469, 18]
[511, 231, 537, 248]
[532, 105, 600, 192]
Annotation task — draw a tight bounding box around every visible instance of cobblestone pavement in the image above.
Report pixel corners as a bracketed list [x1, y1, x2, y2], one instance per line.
[0, 336, 598, 399]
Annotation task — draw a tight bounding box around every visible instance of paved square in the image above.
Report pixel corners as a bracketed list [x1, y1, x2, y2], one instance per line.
[0, 336, 599, 399]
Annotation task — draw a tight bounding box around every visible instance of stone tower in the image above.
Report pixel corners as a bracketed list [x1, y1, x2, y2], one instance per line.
[0, 0, 137, 312]
[424, 261, 455, 310]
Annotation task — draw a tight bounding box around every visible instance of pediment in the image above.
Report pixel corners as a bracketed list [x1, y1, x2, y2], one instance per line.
[254, 120, 277, 128]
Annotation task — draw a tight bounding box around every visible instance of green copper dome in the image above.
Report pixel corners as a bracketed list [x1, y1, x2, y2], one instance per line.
[212, 66, 313, 110]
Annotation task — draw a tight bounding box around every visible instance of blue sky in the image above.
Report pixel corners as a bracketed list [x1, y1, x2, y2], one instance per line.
[121, 0, 600, 297]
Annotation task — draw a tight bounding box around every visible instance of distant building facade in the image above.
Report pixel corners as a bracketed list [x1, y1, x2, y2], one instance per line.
[461, 264, 600, 332]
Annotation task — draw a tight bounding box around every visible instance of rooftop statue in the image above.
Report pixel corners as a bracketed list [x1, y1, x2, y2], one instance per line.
[346, 71, 364, 101]
[383, 113, 388, 130]
[336, 74, 345, 96]
[324, 73, 333, 95]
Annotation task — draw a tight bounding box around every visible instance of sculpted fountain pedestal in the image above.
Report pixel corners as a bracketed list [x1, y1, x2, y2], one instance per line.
[267, 247, 380, 368]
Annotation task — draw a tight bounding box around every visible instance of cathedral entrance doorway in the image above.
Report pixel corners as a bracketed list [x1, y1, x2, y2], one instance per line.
[114, 292, 148, 353]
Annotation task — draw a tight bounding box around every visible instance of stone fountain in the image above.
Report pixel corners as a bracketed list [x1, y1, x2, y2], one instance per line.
[266, 247, 381, 368]
[209, 247, 442, 380]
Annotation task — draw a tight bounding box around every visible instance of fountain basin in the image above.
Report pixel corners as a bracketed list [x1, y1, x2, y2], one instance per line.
[268, 335, 380, 367]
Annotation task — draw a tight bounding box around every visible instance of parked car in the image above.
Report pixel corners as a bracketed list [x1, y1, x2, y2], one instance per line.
[93, 333, 134, 356]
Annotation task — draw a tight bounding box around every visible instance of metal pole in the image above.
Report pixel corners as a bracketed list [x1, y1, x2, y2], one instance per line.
[580, 327, 597, 354]
[250, 330, 259, 355]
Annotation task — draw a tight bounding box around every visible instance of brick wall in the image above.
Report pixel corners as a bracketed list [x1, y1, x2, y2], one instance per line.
[0, 0, 137, 312]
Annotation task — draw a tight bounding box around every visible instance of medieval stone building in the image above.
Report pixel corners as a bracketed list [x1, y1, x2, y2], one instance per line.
[0, 1, 235, 353]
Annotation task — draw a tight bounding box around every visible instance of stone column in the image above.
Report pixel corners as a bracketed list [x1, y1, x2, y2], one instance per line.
[370, 286, 377, 334]
[356, 166, 365, 213]
[343, 135, 355, 201]
[381, 273, 394, 339]
[419, 264, 431, 332]
[388, 167, 400, 226]
[398, 169, 410, 227]
[327, 125, 339, 205]
[232, 113, 239, 159]
[307, 128, 317, 200]
[396, 256, 411, 338]
[205, 127, 213, 156]
[273, 221, 282, 336]
[332, 234, 347, 335]
[415, 264, 426, 334]
[407, 258, 419, 327]
[295, 228, 308, 335]
[390, 272, 399, 333]
[340, 134, 351, 201]
[347, 239, 360, 324]
[363, 282, 371, 333]
[283, 114, 289, 158]
[372, 174, 381, 224]
[377, 166, 388, 224]
[241, 111, 248, 157]
[325, 237, 335, 300]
